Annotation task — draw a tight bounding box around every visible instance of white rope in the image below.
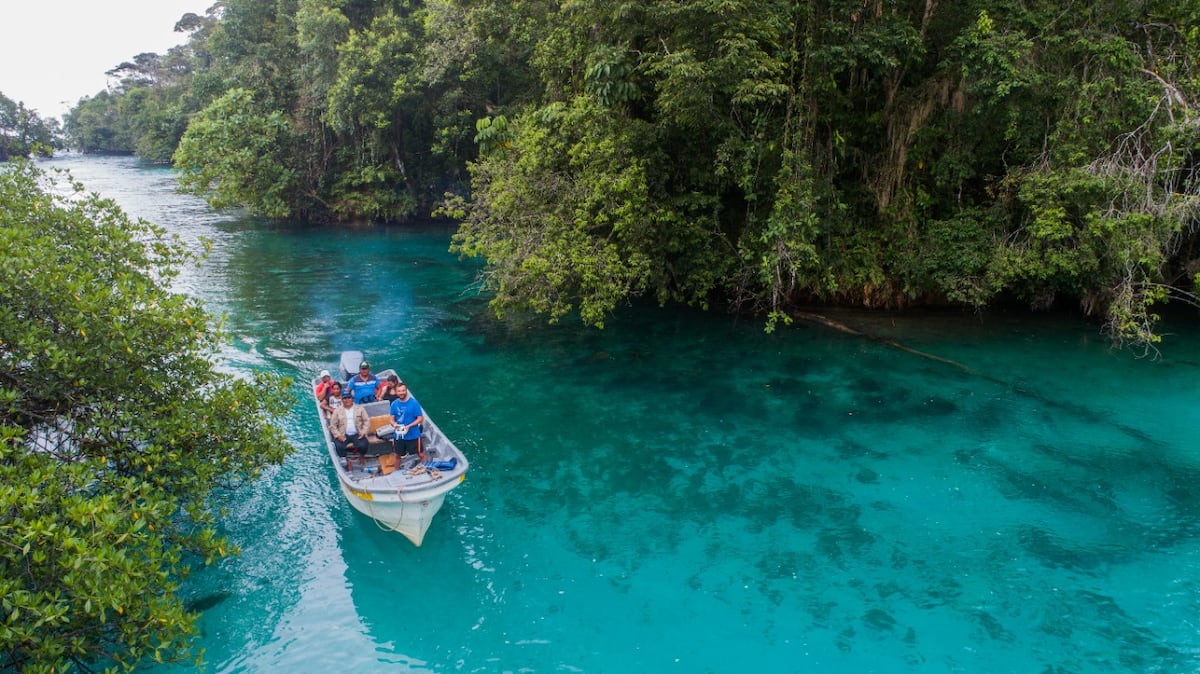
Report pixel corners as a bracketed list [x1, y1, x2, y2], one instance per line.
[363, 491, 402, 532]
[352, 461, 441, 535]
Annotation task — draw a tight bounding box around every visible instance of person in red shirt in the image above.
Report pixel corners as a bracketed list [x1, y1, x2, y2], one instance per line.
[314, 369, 334, 401]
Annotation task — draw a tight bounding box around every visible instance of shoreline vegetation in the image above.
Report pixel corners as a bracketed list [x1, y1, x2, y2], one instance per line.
[30, 1, 1200, 347]
[0, 161, 292, 671]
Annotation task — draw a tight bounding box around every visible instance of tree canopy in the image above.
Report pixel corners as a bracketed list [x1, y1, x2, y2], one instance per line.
[65, 0, 1200, 347]
[0, 161, 292, 671]
[0, 93, 60, 161]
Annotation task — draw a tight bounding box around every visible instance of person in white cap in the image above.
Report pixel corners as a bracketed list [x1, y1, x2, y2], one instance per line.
[314, 369, 334, 401]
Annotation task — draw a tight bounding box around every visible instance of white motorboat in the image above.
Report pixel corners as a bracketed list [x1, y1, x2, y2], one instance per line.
[312, 351, 469, 546]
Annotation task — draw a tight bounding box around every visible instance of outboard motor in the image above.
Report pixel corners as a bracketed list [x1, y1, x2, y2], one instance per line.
[338, 350, 365, 381]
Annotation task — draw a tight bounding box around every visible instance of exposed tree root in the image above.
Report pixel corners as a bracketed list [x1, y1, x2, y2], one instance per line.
[790, 310, 1161, 449]
[792, 311, 976, 374]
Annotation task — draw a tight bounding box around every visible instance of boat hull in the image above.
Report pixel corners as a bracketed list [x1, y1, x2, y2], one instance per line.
[336, 479, 457, 546]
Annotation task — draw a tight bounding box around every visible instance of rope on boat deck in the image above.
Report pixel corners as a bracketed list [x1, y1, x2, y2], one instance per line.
[358, 450, 443, 532]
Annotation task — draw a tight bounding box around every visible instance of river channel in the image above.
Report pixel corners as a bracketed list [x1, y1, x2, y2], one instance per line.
[41, 154, 1200, 673]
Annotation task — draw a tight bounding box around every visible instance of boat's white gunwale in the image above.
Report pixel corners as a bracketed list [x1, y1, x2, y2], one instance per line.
[337, 472, 466, 501]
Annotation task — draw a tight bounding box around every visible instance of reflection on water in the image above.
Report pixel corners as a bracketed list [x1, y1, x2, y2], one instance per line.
[42, 155, 1200, 673]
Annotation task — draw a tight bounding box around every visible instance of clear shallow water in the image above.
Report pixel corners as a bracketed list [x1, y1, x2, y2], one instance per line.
[41, 155, 1200, 673]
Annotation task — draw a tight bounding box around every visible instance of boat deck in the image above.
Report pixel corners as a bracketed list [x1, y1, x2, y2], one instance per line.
[317, 384, 465, 489]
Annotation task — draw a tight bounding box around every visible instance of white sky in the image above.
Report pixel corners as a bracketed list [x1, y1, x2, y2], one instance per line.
[0, 1, 209, 120]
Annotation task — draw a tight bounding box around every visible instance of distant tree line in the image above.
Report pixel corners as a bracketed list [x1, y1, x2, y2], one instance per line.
[0, 92, 60, 160]
[63, 0, 1200, 347]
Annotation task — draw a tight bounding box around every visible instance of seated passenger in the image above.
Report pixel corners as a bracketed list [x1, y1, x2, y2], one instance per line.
[314, 370, 334, 400]
[346, 361, 379, 404]
[377, 374, 403, 402]
[319, 381, 343, 416]
[328, 389, 370, 458]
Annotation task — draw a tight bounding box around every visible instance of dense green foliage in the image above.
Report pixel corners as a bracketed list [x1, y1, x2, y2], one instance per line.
[65, 0, 1200, 345]
[0, 93, 59, 161]
[164, 0, 492, 222]
[64, 46, 200, 161]
[174, 88, 298, 216]
[0, 162, 292, 671]
[450, 0, 1200, 346]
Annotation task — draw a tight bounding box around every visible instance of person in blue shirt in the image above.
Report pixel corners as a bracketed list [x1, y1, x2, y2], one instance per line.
[389, 382, 424, 459]
[346, 361, 379, 404]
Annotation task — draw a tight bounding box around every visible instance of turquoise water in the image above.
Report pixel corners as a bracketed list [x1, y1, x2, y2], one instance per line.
[43, 156, 1200, 673]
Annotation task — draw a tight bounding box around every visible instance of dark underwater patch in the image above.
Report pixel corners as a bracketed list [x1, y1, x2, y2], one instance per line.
[184, 591, 231, 614]
[916, 396, 958, 416]
[971, 609, 1015, 642]
[836, 439, 888, 460]
[856, 466, 880, 483]
[1017, 526, 1104, 571]
[862, 607, 897, 631]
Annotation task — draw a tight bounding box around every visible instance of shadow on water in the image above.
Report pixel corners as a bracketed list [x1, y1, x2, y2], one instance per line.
[183, 591, 231, 614]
